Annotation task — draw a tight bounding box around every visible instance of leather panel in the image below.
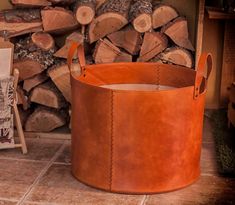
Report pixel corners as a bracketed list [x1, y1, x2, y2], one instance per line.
[71, 78, 112, 190]
[111, 88, 205, 193]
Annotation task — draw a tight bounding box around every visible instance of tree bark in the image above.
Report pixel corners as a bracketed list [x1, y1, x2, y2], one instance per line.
[0, 9, 42, 38]
[47, 0, 75, 5]
[10, 0, 51, 7]
[13, 35, 56, 80]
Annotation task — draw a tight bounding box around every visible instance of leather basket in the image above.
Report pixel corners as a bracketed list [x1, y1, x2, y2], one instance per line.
[68, 42, 212, 194]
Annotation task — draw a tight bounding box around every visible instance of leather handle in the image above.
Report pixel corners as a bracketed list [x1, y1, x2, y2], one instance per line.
[194, 53, 212, 99]
[67, 41, 86, 75]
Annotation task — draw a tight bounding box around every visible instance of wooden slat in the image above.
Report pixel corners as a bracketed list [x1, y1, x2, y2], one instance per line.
[220, 21, 235, 107]
[195, 0, 205, 65]
[207, 7, 235, 20]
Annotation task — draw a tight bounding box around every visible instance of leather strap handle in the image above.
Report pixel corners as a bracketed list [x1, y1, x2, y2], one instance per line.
[194, 53, 212, 99]
[67, 41, 86, 75]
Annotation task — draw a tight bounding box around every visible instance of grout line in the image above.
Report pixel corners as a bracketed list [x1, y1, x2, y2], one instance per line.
[24, 201, 59, 205]
[53, 161, 71, 166]
[0, 157, 51, 164]
[139, 195, 148, 205]
[17, 141, 67, 205]
[201, 173, 219, 177]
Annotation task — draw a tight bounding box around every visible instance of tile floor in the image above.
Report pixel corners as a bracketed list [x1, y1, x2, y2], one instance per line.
[0, 118, 235, 205]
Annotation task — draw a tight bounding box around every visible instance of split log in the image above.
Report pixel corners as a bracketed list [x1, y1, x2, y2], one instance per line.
[138, 32, 168, 62]
[152, 4, 178, 29]
[161, 17, 194, 51]
[93, 38, 132, 64]
[14, 35, 56, 80]
[88, 0, 131, 43]
[48, 63, 81, 103]
[115, 51, 132, 63]
[10, 0, 51, 7]
[153, 47, 194, 68]
[41, 7, 79, 33]
[0, 9, 42, 38]
[25, 106, 67, 132]
[17, 86, 30, 110]
[54, 31, 83, 59]
[23, 72, 49, 92]
[14, 60, 44, 81]
[31, 32, 55, 51]
[107, 25, 142, 55]
[47, 0, 75, 5]
[30, 81, 67, 109]
[74, 0, 96, 25]
[129, 0, 152, 33]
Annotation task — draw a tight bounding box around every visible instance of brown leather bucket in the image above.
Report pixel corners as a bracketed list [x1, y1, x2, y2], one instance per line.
[68, 42, 212, 194]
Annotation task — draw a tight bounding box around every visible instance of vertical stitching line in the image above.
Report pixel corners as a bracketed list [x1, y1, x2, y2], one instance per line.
[156, 65, 160, 89]
[159, 65, 161, 87]
[109, 91, 114, 191]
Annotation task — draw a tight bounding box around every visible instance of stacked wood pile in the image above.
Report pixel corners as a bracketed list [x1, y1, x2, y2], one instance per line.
[0, 0, 195, 132]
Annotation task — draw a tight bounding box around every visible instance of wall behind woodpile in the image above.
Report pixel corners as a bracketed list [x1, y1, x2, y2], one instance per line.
[202, 16, 224, 109]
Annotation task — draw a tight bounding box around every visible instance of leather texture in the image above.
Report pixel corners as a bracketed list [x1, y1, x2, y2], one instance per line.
[68, 42, 213, 194]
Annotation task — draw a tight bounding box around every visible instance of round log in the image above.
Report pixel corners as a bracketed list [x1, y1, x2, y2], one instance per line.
[129, 0, 153, 33]
[74, 0, 96, 25]
[31, 32, 55, 51]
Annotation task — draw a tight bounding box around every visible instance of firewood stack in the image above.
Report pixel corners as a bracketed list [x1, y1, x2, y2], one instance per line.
[0, 0, 195, 132]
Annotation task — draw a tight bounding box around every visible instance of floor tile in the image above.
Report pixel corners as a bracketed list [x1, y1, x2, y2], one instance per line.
[0, 200, 17, 205]
[26, 164, 143, 205]
[145, 175, 235, 205]
[201, 142, 219, 175]
[202, 117, 214, 144]
[0, 159, 46, 200]
[0, 138, 64, 162]
[54, 141, 71, 164]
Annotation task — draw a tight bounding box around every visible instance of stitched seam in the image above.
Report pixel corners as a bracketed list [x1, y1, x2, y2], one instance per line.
[156, 65, 160, 89]
[109, 91, 114, 191]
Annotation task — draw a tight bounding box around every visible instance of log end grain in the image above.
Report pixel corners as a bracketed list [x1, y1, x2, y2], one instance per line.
[132, 13, 152, 33]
